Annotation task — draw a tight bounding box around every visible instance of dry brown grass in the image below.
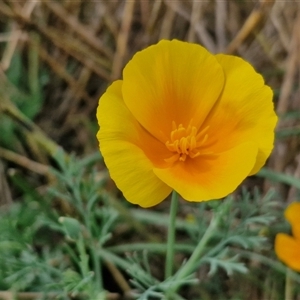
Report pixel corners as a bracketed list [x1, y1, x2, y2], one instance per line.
[0, 0, 299, 159]
[1, 0, 300, 199]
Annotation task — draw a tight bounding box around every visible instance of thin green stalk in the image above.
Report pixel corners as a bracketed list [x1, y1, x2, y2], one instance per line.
[77, 234, 90, 278]
[84, 210, 103, 293]
[90, 242, 103, 293]
[171, 209, 222, 293]
[77, 234, 103, 297]
[107, 242, 194, 254]
[285, 268, 294, 300]
[165, 191, 179, 279]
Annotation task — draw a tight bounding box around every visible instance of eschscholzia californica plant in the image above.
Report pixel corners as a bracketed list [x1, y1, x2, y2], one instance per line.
[275, 202, 300, 271]
[97, 39, 277, 208]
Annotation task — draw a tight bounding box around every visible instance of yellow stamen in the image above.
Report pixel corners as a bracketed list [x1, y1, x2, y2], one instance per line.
[165, 121, 212, 164]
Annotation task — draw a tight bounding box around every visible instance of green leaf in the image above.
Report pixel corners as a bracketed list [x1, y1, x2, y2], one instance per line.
[258, 168, 300, 189]
[59, 217, 82, 241]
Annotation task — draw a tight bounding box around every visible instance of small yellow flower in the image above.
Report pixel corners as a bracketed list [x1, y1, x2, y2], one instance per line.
[275, 202, 300, 271]
[97, 40, 277, 207]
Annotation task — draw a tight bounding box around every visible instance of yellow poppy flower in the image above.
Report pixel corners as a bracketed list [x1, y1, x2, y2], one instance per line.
[97, 40, 277, 207]
[275, 202, 300, 271]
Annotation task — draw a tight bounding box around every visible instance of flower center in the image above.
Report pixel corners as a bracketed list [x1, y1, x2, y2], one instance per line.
[165, 121, 209, 164]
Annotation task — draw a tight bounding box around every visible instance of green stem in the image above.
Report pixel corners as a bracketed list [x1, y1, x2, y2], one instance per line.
[77, 233, 103, 296]
[84, 210, 103, 293]
[285, 268, 294, 300]
[91, 242, 103, 293]
[172, 210, 221, 292]
[165, 191, 179, 279]
[77, 234, 90, 278]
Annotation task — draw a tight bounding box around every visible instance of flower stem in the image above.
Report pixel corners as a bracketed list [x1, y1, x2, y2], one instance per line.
[91, 242, 103, 293]
[165, 190, 179, 279]
[285, 268, 294, 300]
[172, 209, 221, 292]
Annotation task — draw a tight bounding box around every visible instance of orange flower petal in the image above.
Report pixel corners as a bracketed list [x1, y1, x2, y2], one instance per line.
[97, 81, 172, 207]
[122, 40, 225, 142]
[275, 233, 300, 272]
[153, 142, 257, 201]
[285, 202, 300, 240]
[201, 54, 277, 175]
